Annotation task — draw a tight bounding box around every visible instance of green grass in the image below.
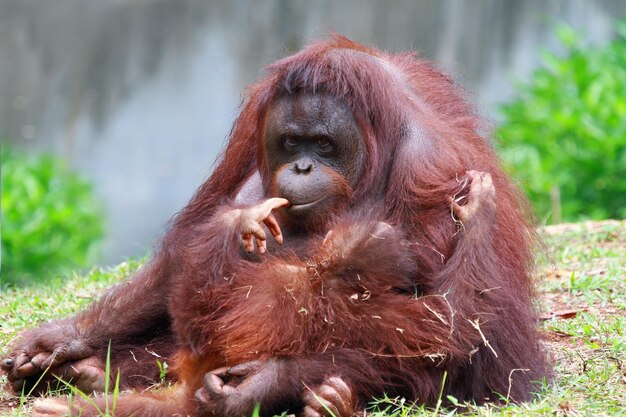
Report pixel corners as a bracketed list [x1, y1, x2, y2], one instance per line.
[0, 261, 141, 417]
[1, 220, 625, 416]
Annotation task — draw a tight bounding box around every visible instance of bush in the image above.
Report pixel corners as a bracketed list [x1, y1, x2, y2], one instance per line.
[498, 22, 626, 223]
[1, 147, 104, 284]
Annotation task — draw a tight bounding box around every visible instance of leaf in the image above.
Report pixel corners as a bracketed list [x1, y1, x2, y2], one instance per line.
[539, 309, 584, 321]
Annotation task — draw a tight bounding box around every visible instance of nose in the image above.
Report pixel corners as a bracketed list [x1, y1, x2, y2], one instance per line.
[293, 158, 313, 174]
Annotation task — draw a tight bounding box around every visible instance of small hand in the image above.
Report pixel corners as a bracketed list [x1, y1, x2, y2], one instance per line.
[236, 198, 290, 254]
[451, 170, 497, 227]
[195, 359, 283, 417]
[302, 376, 354, 417]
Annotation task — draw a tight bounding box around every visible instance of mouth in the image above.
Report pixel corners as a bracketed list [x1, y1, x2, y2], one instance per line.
[287, 197, 324, 212]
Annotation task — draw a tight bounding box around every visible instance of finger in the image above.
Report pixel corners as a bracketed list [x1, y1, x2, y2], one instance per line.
[451, 201, 465, 221]
[251, 227, 267, 254]
[318, 385, 349, 416]
[41, 347, 67, 369]
[318, 399, 340, 417]
[242, 233, 255, 253]
[227, 361, 262, 377]
[303, 405, 322, 417]
[262, 197, 290, 213]
[256, 236, 266, 255]
[481, 172, 493, 191]
[14, 352, 31, 369]
[194, 386, 211, 406]
[203, 373, 225, 396]
[209, 366, 230, 377]
[252, 198, 289, 222]
[16, 362, 36, 378]
[327, 377, 352, 406]
[30, 352, 51, 369]
[222, 384, 238, 396]
[468, 173, 484, 196]
[52, 358, 107, 393]
[304, 391, 339, 417]
[51, 362, 80, 381]
[263, 213, 283, 245]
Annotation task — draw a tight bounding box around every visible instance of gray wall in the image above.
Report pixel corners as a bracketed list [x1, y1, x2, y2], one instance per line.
[2, 0, 625, 263]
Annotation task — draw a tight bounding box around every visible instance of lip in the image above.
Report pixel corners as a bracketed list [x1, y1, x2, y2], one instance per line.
[288, 197, 324, 212]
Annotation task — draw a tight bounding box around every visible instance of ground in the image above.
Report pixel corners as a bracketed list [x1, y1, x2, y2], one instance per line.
[0, 220, 624, 416]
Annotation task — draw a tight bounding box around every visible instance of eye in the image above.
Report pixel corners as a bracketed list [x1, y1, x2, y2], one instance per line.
[315, 137, 334, 154]
[283, 136, 298, 151]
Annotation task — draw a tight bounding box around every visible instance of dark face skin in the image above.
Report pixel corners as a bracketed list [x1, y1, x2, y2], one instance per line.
[264, 93, 365, 231]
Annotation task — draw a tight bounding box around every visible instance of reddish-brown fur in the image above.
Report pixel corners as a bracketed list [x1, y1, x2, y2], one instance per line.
[6, 35, 549, 416]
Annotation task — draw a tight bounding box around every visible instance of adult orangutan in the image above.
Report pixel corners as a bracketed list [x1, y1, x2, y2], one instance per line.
[2, 35, 549, 417]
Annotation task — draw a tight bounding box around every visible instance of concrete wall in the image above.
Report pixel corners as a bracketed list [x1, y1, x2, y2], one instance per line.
[1, 0, 625, 263]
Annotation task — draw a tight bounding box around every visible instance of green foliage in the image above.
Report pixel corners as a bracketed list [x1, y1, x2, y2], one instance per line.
[498, 22, 626, 223]
[156, 359, 169, 384]
[1, 147, 104, 284]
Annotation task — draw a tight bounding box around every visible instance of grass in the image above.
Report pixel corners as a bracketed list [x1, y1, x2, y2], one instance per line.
[0, 261, 141, 416]
[1, 220, 625, 416]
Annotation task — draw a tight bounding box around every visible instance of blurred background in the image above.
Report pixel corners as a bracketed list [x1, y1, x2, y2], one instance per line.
[1, 0, 625, 283]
